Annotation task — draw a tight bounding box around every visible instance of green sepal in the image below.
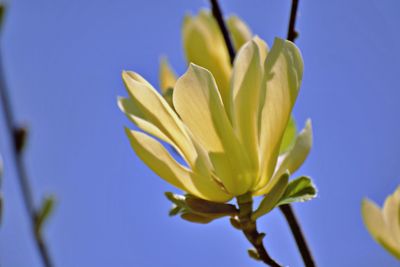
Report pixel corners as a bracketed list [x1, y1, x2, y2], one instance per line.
[279, 116, 297, 154]
[180, 213, 214, 224]
[35, 195, 56, 234]
[168, 205, 182, 216]
[185, 195, 238, 216]
[251, 172, 289, 220]
[229, 217, 242, 230]
[277, 176, 317, 206]
[248, 248, 261, 261]
[165, 192, 238, 224]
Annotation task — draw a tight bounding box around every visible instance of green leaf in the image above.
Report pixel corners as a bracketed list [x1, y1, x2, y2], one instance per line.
[251, 172, 289, 220]
[278, 176, 317, 206]
[279, 116, 297, 154]
[35, 195, 56, 234]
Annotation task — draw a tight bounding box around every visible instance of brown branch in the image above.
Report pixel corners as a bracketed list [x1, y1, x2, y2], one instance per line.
[279, 205, 315, 267]
[0, 49, 54, 267]
[287, 0, 299, 42]
[280, 1, 317, 267]
[209, 0, 236, 64]
[237, 193, 282, 267]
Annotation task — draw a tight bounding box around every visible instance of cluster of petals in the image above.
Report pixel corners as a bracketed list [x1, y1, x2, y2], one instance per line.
[119, 34, 312, 203]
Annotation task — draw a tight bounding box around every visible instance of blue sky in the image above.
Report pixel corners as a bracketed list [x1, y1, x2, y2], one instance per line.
[1, 0, 400, 266]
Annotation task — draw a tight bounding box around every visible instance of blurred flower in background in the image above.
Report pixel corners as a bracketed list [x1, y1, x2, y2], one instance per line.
[362, 186, 400, 260]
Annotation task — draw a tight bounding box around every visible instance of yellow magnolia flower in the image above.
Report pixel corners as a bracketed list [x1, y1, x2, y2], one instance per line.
[119, 37, 312, 203]
[362, 186, 400, 260]
[160, 11, 298, 154]
[160, 10, 252, 108]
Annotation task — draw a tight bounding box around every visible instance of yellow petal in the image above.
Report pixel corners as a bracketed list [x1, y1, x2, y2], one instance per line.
[362, 198, 400, 259]
[182, 10, 231, 107]
[226, 15, 252, 51]
[118, 96, 145, 119]
[394, 186, 400, 200]
[253, 36, 269, 123]
[229, 39, 263, 176]
[279, 116, 297, 154]
[256, 38, 304, 191]
[253, 35, 269, 64]
[120, 82, 221, 196]
[125, 129, 232, 202]
[122, 71, 196, 165]
[383, 190, 400, 246]
[118, 97, 184, 157]
[159, 57, 177, 94]
[173, 63, 253, 196]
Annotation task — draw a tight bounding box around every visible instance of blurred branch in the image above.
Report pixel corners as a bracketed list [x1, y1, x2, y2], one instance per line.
[0, 6, 54, 267]
[279, 205, 315, 266]
[209, 0, 235, 63]
[286, 0, 300, 42]
[279, 1, 317, 267]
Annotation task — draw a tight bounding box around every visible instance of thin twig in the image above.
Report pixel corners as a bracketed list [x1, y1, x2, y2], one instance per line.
[280, 1, 317, 266]
[0, 50, 54, 267]
[237, 193, 281, 267]
[287, 0, 299, 42]
[209, 0, 236, 63]
[279, 205, 315, 267]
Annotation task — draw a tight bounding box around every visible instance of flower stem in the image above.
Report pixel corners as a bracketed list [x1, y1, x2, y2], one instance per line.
[237, 193, 282, 267]
[0, 49, 54, 266]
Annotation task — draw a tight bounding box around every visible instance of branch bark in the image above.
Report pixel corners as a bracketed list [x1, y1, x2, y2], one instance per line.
[279, 205, 315, 267]
[0, 49, 54, 267]
[280, 1, 317, 266]
[287, 0, 300, 42]
[209, 0, 235, 64]
[237, 193, 282, 267]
